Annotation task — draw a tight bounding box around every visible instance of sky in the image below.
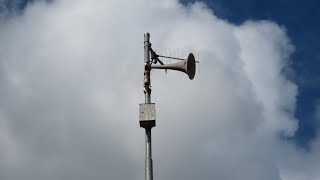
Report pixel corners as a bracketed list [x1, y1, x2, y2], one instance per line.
[0, 0, 319, 180]
[181, 0, 320, 147]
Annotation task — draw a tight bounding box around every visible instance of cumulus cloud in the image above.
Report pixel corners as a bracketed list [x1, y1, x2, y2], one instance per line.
[0, 0, 319, 180]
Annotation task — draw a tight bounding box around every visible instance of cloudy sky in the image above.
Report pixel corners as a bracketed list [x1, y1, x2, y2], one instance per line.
[0, 0, 319, 180]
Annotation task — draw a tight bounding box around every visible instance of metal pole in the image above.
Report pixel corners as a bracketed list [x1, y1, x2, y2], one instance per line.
[145, 128, 153, 180]
[144, 32, 151, 104]
[143, 32, 153, 180]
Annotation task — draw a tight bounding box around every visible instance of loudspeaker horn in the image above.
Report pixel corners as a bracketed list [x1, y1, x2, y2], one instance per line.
[151, 53, 196, 80]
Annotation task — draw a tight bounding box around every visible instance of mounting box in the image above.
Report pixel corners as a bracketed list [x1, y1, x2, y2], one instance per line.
[139, 103, 156, 128]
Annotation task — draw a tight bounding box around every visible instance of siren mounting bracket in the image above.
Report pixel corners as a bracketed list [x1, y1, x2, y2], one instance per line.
[150, 47, 165, 65]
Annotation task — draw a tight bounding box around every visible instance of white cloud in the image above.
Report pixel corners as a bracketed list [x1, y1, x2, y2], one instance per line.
[0, 0, 319, 180]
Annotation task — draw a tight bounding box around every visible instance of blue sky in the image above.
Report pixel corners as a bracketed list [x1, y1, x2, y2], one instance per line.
[179, 0, 320, 147]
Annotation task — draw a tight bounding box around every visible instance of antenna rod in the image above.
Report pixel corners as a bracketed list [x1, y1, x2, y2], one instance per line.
[158, 54, 200, 63]
[158, 55, 185, 61]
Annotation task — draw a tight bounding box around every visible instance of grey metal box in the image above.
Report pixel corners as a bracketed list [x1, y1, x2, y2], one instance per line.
[139, 103, 156, 128]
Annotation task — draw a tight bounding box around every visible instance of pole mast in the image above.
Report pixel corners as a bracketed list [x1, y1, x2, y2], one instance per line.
[139, 32, 155, 180]
[138, 32, 196, 180]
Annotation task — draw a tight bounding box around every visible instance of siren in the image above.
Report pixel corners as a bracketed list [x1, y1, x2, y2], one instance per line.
[150, 52, 197, 80]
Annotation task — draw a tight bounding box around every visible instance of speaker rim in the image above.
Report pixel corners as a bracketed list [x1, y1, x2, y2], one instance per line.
[187, 53, 196, 80]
